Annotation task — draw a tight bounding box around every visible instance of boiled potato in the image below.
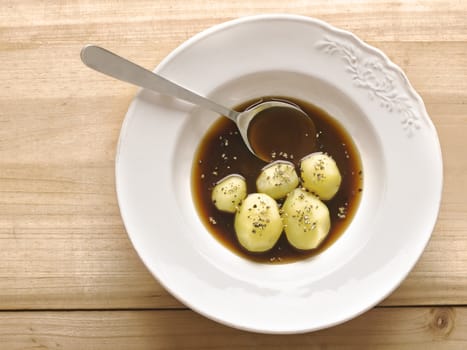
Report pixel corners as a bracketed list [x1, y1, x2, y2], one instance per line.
[282, 188, 330, 250]
[234, 193, 283, 252]
[300, 152, 342, 200]
[211, 174, 247, 213]
[256, 160, 299, 199]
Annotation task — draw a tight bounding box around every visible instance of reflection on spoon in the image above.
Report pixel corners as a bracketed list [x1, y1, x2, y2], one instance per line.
[80, 45, 316, 162]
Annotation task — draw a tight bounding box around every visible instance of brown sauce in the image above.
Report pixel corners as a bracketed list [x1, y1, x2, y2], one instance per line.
[192, 96, 363, 263]
[247, 100, 316, 161]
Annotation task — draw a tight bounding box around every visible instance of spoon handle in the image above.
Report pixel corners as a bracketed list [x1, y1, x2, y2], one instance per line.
[80, 45, 239, 121]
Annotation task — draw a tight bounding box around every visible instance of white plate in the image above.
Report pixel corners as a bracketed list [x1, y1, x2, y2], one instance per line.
[116, 15, 442, 333]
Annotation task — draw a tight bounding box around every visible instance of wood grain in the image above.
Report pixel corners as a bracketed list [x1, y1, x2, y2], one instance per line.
[0, 307, 465, 349]
[0, 0, 466, 347]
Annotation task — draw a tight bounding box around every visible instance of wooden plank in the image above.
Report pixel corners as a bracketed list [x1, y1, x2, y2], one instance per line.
[0, 307, 465, 349]
[1, 0, 466, 42]
[0, 165, 179, 309]
[1, 38, 467, 102]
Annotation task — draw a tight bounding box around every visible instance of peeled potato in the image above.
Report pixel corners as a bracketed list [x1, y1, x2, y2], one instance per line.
[234, 193, 283, 252]
[211, 174, 247, 213]
[256, 160, 299, 199]
[282, 188, 330, 250]
[300, 152, 342, 200]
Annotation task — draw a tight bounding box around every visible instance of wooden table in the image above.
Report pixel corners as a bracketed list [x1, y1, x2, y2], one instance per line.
[1, 0, 466, 348]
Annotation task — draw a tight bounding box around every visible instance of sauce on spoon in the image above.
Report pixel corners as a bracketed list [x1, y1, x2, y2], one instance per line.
[247, 101, 317, 162]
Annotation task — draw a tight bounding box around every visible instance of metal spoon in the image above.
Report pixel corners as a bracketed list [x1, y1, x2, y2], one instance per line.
[80, 45, 313, 162]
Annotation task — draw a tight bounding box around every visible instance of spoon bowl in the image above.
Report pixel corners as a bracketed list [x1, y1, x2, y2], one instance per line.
[240, 100, 316, 162]
[80, 45, 315, 162]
